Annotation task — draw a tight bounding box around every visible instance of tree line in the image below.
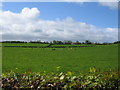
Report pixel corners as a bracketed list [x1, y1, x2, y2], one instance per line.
[1, 40, 120, 45]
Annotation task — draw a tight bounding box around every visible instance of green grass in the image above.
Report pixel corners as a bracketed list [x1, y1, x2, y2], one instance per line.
[51, 44, 95, 47]
[1, 43, 49, 47]
[2, 44, 118, 74]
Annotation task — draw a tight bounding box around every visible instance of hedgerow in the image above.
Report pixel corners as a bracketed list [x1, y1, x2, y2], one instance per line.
[1, 67, 120, 90]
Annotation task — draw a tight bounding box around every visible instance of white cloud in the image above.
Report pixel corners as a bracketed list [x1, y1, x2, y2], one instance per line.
[21, 8, 40, 19]
[0, 8, 118, 42]
[99, 2, 118, 9]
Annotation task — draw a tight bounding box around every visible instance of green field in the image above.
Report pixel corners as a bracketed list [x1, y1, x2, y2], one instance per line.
[1, 43, 49, 47]
[51, 44, 94, 47]
[2, 43, 118, 74]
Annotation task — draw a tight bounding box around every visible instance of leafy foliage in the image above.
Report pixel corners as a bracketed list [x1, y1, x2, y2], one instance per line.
[1, 68, 120, 90]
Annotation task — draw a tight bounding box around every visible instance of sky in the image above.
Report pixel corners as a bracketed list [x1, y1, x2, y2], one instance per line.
[0, 2, 118, 42]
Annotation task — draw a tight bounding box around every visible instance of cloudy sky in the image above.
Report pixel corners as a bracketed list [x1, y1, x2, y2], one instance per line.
[0, 1, 118, 42]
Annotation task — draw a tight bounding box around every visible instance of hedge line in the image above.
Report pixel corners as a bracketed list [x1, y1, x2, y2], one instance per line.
[1, 68, 120, 90]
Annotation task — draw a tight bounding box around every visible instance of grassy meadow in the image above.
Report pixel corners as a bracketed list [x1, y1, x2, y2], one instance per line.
[2, 43, 49, 47]
[2, 43, 118, 74]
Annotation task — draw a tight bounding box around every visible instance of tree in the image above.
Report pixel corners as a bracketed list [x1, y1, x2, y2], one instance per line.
[63, 40, 72, 44]
[85, 40, 91, 44]
[75, 40, 81, 44]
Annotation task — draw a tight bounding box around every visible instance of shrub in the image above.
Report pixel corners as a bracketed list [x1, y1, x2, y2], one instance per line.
[1, 68, 120, 90]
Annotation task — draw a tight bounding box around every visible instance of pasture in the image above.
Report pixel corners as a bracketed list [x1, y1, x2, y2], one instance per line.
[2, 43, 118, 74]
[1, 43, 49, 47]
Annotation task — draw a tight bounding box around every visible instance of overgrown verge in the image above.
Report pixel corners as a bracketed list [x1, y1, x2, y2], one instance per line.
[0, 67, 120, 90]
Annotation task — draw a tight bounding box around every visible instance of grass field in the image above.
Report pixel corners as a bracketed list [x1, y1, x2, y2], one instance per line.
[2, 43, 118, 74]
[51, 44, 95, 47]
[1, 43, 49, 47]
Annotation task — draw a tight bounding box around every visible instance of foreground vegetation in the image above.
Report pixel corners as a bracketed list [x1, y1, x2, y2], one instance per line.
[1, 41, 119, 89]
[1, 67, 120, 89]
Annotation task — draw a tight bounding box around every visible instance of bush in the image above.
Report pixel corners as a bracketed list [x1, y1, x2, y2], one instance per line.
[1, 68, 120, 90]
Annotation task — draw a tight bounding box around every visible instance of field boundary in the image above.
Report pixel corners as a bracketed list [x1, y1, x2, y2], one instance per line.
[1, 45, 94, 48]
